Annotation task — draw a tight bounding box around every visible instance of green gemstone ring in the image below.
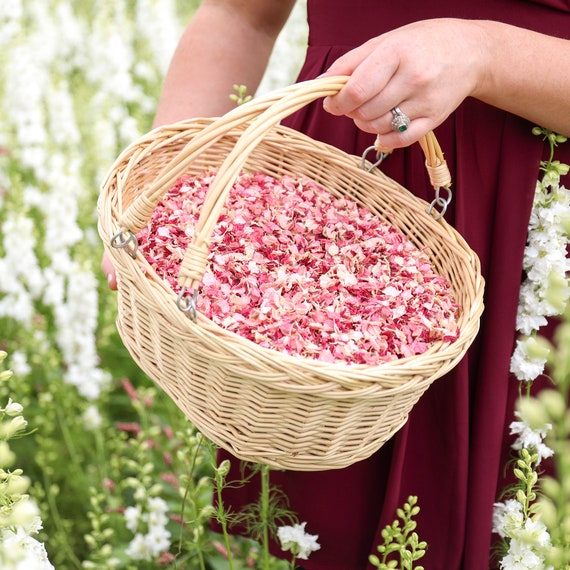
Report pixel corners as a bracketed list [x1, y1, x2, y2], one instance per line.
[391, 106, 411, 133]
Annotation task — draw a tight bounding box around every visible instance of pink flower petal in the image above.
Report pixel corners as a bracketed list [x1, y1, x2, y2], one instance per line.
[137, 171, 460, 365]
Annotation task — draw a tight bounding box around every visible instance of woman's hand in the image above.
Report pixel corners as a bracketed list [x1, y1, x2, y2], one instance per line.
[323, 18, 570, 144]
[322, 18, 488, 147]
[101, 252, 117, 291]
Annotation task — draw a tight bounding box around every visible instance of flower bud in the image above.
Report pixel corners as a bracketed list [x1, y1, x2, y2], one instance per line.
[216, 459, 231, 477]
[538, 389, 566, 422]
[0, 415, 28, 439]
[552, 159, 570, 175]
[4, 399, 24, 417]
[10, 498, 40, 526]
[516, 398, 550, 431]
[6, 474, 30, 495]
[540, 475, 561, 500]
[0, 441, 15, 467]
[545, 272, 569, 314]
[0, 370, 13, 383]
[535, 497, 558, 529]
[200, 505, 216, 519]
[522, 336, 551, 362]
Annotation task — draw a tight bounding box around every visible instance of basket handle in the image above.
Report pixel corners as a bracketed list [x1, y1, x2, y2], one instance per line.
[117, 79, 347, 235]
[114, 76, 451, 298]
[172, 76, 451, 295]
[117, 76, 450, 234]
[372, 132, 451, 190]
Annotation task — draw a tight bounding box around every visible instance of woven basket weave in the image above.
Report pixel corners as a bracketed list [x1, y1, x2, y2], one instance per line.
[98, 76, 484, 471]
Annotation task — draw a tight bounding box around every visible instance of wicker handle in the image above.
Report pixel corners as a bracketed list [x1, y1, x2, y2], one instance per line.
[118, 76, 451, 291]
[117, 77, 346, 235]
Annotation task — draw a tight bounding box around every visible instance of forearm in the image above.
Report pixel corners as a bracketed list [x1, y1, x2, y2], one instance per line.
[153, 0, 295, 127]
[473, 20, 570, 136]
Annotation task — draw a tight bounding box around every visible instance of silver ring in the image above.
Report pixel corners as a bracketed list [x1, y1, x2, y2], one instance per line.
[391, 106, 411, 133]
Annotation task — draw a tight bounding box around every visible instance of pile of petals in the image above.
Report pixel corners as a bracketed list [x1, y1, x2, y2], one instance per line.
[137, 171, 460, 365]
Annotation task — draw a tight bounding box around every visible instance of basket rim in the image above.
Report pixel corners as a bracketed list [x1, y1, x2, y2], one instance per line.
[99, 118, 485, 392]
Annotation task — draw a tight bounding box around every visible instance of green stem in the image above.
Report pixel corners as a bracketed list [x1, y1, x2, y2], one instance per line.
[260, 464, 271, 569]
[42, 472, 84, 569]
[215, 468, 235, 570]
[54, 402, 83, 478]
[179, 433, 206, 570]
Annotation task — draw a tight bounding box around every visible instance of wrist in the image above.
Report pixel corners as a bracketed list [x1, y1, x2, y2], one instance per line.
[466, 20, 498, 101]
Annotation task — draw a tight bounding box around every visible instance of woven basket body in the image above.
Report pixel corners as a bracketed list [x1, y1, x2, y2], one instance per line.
[98, 77, 484, 471]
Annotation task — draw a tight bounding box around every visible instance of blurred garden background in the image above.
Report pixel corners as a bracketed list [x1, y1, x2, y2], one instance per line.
[0, 1, 308, 568]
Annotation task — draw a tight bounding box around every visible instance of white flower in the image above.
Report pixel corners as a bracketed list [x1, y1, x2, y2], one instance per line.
[22, 515, 43, 536]
[513, 518, 551, 550]
[7, 352, 30, 377]
[145, 509, 169, 529]
[147, 496, 168, 514]
[277, 522, 320, 560]
[82, 405, 102, 431]
[125, 533, 152, 561]
[9, 499, 40, 527]
[0, 527, 54, 570]
[3, 399, 24, 416]
[145, 524, 171, 557]
[509, 416, 553, 465]
[510, 338, 548, 381]
[500, 538, 546, 570]
[124, 496, 171, 561]
[493, 500, 524, 538]
[124, 506, 141, 533]
[0, 415, 28, 439]
[514, 175, 570, 342]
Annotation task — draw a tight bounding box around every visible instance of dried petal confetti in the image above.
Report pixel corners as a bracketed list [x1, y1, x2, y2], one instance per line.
[137, 171, 460, 365]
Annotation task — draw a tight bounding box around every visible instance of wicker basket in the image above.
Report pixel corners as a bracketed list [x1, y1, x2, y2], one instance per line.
[98, 76, 484, 471]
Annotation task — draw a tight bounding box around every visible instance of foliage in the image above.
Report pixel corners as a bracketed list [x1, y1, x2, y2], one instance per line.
[369, 496, 426, 570]
[0, 1, 310, 568]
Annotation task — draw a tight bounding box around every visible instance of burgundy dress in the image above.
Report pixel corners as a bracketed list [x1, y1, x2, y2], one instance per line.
[219, 1, 570, 568]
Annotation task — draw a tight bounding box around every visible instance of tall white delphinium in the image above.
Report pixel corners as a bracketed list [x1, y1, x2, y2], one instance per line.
[0, 352, 54, 570]
[0, 214, 43, 326]
[1, 0, 185, 400]
[498, 130, 569, 568]
[511, 131, 570, 381]
[0, 2, 112, 399]
[124, 495, 172, 562]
